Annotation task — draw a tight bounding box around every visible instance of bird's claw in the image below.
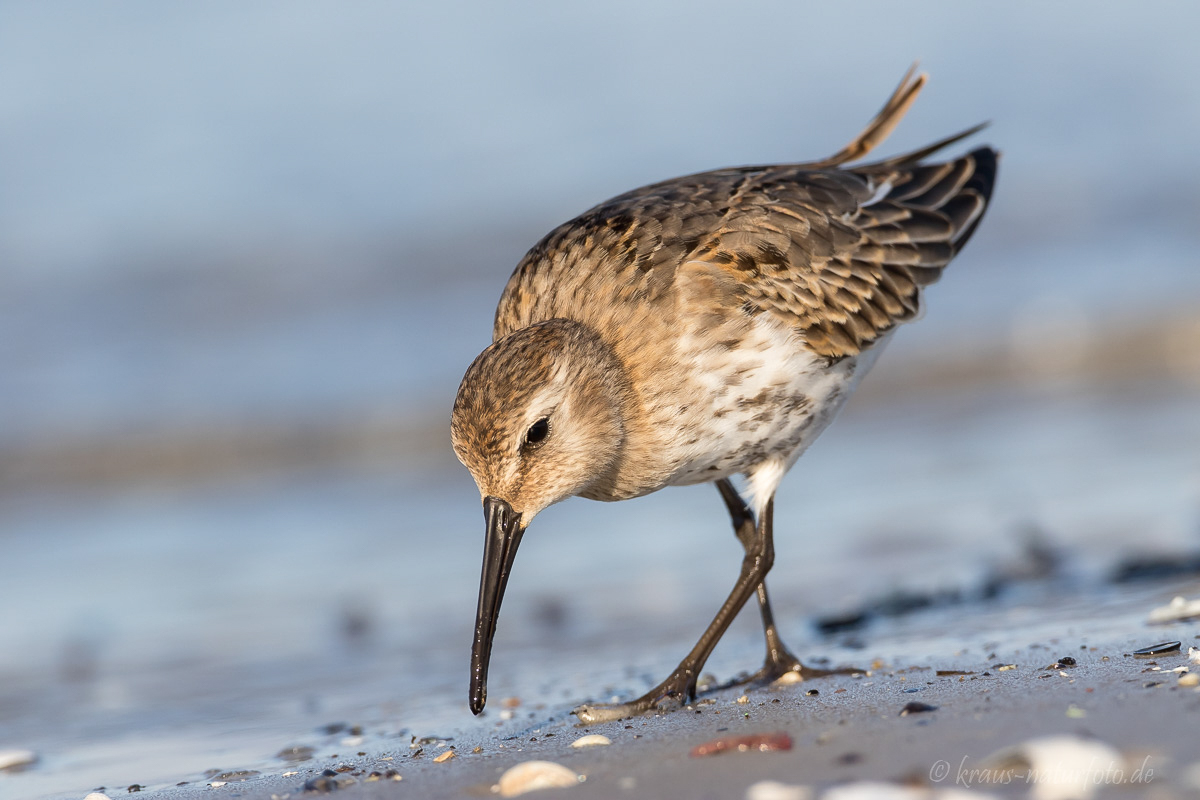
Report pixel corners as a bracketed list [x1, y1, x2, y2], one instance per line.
[751, 658, 862, 686]
[573, 670, 695, 724]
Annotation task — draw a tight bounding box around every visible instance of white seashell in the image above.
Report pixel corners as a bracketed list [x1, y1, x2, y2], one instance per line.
[987, 735, 1124, 800]
[1148, 595, 1200, 624]
[745, 779, 812, 800]
[496, 760, 580, 797]
[570, 734, 611, 748]
[822, 781, 938, 799]
[0, 749, 36, 771]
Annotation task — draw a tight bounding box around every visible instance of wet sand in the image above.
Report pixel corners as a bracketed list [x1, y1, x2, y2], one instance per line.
[34, 578, 1196, 800]
[112, 578, 1200, 796]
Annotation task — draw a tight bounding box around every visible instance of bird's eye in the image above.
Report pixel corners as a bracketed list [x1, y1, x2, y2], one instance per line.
[524, 417, 550, 447]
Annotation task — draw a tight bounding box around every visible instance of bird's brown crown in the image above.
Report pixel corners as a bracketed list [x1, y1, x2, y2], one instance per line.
[450, 318, 632, 519]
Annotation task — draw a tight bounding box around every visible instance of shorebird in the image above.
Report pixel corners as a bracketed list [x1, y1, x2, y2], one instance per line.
[452, 67, 997, 723]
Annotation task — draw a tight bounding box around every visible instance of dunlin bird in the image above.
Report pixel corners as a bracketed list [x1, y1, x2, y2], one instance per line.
[452, 68, 997, 723]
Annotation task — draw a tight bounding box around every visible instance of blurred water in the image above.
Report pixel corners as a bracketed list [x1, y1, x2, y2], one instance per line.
[3, 2, 1200, 445]
[3, 2, 1200, 799]
[3, 2, 1200, 276]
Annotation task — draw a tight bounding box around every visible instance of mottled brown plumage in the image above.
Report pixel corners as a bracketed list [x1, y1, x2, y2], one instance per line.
[496, 71, 993, 360]
[452, 67, 998, 722]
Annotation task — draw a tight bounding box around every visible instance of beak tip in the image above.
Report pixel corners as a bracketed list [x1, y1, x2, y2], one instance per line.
[470, 496, 523, 719]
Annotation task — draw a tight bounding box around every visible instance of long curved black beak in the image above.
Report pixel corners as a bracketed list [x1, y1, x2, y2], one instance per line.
[469, 496, 525, 715]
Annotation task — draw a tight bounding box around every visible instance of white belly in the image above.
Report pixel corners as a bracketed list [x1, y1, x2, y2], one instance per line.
[666, 318, 891, 490]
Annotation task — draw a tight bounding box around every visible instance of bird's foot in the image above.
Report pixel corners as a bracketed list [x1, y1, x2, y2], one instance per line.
[573, 669, 696, 724]
[744, 644, 865, 687]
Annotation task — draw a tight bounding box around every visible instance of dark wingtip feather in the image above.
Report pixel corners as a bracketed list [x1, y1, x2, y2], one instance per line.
[948, 147, 999, 253]
[965, 146, 999, 201]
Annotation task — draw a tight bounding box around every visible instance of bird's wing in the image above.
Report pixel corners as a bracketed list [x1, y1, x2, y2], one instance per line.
[682, 145, 998, 359]
[494, 67, 998, 354]
[493, 171, 743, 340]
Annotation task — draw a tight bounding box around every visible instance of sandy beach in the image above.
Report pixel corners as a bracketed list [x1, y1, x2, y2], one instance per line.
[34, 577, 1197, 800]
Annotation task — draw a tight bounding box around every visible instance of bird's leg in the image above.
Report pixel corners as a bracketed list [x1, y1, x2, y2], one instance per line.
[574, 496, 778, 724]
[715, 478, 838, 684]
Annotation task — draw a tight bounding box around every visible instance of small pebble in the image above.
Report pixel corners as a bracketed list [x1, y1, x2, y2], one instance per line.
[276, 746, 315, 762]
[805, 689, 819, 696]
[496, 761, 580, 797]
[899, 701, 937, 716]
[85, 794, 112, 800]
[303, 772, 356, 793]
[211, 770, 259, 781]
[997, 664, 1017, 671]
[1179, 672, 1200, 687]
[208, 781, 226, 788]
[737, 695, 750, 704]
[570, 735, 611, 748]
[0, 749, 37, 772]
[433, 749, 455, 763]
[340, 736, 363, 747]
[304, 776, 336, 792]
[415, 735, 452, 746]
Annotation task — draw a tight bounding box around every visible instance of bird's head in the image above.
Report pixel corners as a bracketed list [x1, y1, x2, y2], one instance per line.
[451, 318, 629, 714]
